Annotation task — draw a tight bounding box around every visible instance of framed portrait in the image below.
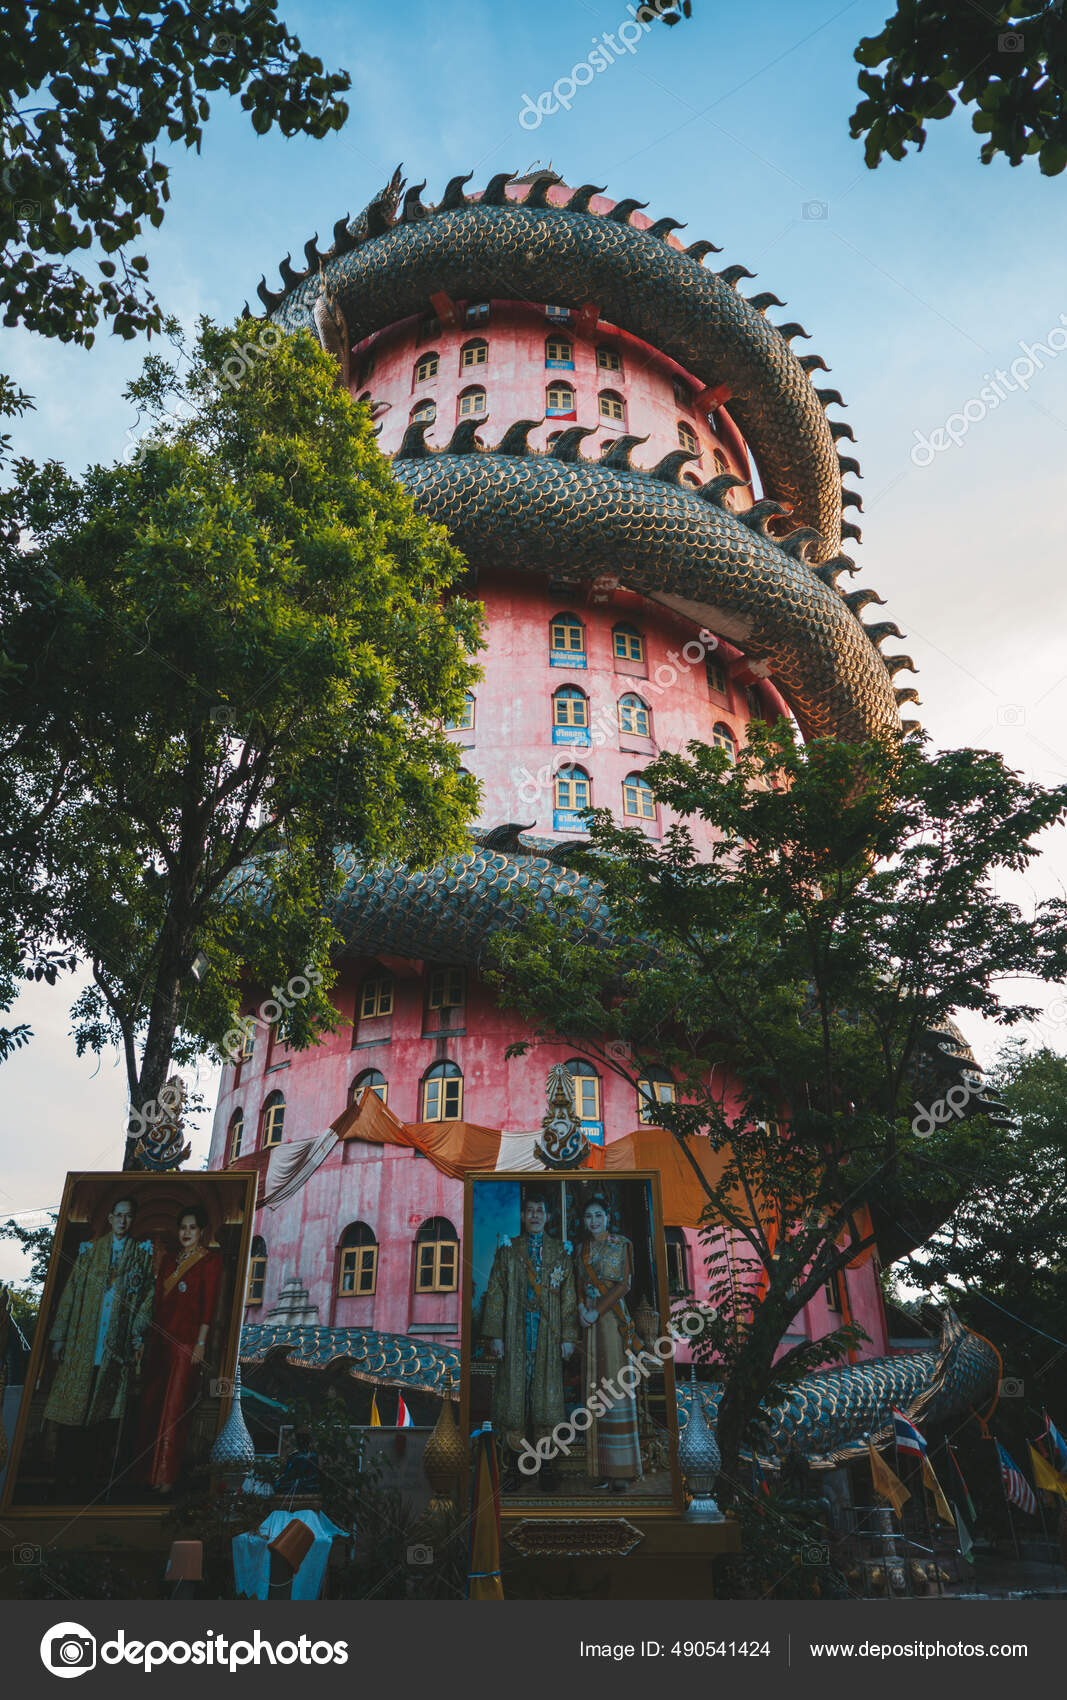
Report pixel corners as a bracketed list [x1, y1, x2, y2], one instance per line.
[1, 1170, 257, 1516]
[462, 1171, 684, 1515]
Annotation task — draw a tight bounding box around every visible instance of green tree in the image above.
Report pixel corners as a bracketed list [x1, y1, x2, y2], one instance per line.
[1, 2, 349, 345]
[904, 1043, 1067, 1432]
[850, 4, 1067, 174]
[0, 318, 482, 1165]
[488, 724, 1067, 1502]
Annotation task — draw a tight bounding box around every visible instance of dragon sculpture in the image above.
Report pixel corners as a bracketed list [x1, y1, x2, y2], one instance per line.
[242, 167, 1003, 1448]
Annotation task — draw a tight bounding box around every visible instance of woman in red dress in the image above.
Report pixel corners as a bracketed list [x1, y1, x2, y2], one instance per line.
[139, 1205, 223, 1491]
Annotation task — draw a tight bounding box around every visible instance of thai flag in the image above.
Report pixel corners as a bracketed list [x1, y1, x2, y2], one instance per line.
[1042, 1413, 1067, 1474]
[892, 1408, 927, 1459]
[996, 1441, 1038, 1516]
[397, 1393, 414, 1428]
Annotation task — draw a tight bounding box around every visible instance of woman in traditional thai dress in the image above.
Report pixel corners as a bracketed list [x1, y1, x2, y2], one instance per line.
[575, 1196, 643, 1492]
[138, 1204, 223, 1491]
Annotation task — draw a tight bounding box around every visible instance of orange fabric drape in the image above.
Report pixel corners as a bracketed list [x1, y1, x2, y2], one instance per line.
[332, 1089, 502, 1176]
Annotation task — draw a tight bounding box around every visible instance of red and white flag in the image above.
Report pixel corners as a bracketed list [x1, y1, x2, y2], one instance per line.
[396, 1393, 413, 1429]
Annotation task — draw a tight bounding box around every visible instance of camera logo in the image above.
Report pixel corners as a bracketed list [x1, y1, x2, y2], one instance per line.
[406, 1543, 434, 1566]
[802, 201, 828, 220]
[998, 31, 1025, 53]
[40, 1623, 97, 1679]
[999, 1376, 1024, 1398]
[802, 1543, 829, 1565]
[210, 1375, 234, 1397]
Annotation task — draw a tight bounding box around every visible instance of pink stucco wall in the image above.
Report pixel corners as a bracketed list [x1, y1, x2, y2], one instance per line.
[209, 217, 888, 1365]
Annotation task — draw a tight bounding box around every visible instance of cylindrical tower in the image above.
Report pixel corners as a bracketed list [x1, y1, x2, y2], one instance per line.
[210, 172, 895, 1368]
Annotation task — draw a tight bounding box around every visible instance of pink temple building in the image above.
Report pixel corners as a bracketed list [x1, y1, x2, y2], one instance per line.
[208, 183, 889, 1369]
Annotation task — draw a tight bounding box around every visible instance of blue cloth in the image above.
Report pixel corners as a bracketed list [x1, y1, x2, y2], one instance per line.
[93, 1238, 125, 1367]
[232, 1508, 348, 1601]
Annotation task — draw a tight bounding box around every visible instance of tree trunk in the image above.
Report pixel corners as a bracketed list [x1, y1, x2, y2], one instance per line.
[711, 1304, 795, 1506]
[122, 960, 186, 1169]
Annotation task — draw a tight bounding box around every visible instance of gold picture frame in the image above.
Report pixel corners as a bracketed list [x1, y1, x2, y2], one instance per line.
[461, 1169, 684, 1517]
[1, 1169, 258, 1519]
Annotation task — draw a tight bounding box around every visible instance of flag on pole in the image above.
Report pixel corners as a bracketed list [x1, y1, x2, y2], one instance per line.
[1041, 1413, 1067, 1474]
[954, 1503, 974, 1567]
[1029, 1443, 1067, 1500]
[467, 1425, 504, 1601]
[946, 1441, 976, 1522]
[751, 1456, 772, 1508]
[869, 1440, 910, 1518]
[995, 1441, 1038, 1516]
[396, 1392, 413, 1428]
[892, 1408, 928, 1460]
[369, 1391, 381, 1427]
[921, 1453, 955, 1525]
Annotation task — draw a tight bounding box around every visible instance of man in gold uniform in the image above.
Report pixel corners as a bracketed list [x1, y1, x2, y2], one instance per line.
[483, 1192, 578, 1491]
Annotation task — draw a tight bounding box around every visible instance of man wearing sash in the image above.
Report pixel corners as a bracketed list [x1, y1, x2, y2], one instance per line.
[484, 1192, 578, 1489]
[45, 1194, 155, 1498]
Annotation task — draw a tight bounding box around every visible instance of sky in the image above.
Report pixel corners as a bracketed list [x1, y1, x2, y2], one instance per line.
[3, 0, 1067, 1281]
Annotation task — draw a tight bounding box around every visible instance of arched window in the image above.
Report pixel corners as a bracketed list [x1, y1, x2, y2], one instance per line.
[444, 691, 475, 732]
[359, 975, 393, 1020]
[247, 1235, 267, 1305]
[618, 693, 651, 737]
[410, 398, 436, 424]
[677, 420, 700, 456]
[546, 381, 576, 416]
[745, 684, 764, 721]
[597, 346, 622, 374]
[599, 390, 626, 424]
[664, 1228, 690, 1296]
[553, 685, 589, 729]
[422, 1060, 463, 1121]
[227, 1109, 244, 1163]
[637, 1065, 677, 1124]
[682, 471, 702, 488]
[564, 1057, 601, 1122]
[457, 386, 487, 419]
[622, 771, 656, 820]
[350, 1068, 388, 1108]
[338, 1222, 378, 1296]
[238, 1027, 255, 1066]
[414, 351, 439, 385]
[550, 612, 585, 657]
[415, 1217, 460, 1293]
[713, 449, 729, 476]
[460, 337, 488, 369]
[712, 722, 738, 763]
[545, 335, 573, 367]
[465, 301, 490, 325]
[261, 1090, 285, 1148]
[613, 623, 644, 664]
[555, 764, 590, 812]
[672, 378, 691, 408]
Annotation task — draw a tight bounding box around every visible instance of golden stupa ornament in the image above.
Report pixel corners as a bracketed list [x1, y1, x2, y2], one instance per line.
[535, 1064, 590, 1170]
[423, 1372, 466, 1514]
